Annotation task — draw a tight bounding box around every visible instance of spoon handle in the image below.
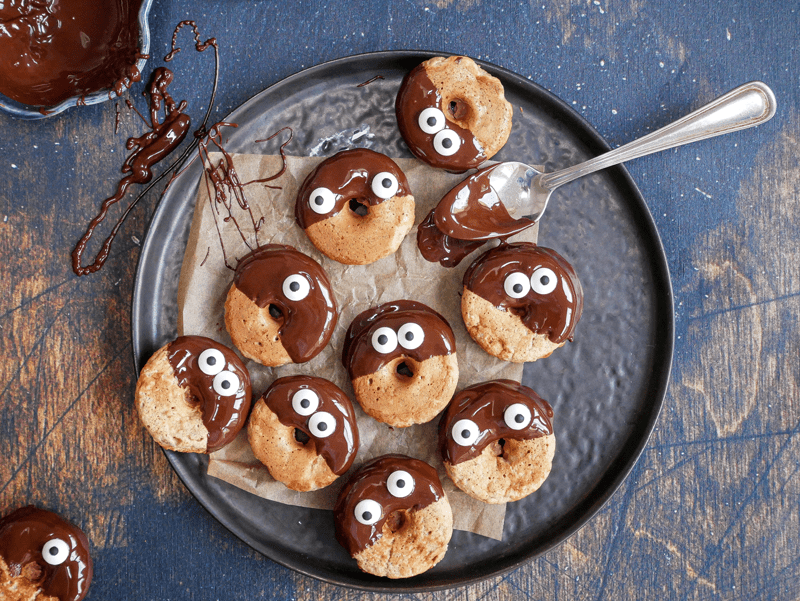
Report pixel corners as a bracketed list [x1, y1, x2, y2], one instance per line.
[538, 81, 777, 191]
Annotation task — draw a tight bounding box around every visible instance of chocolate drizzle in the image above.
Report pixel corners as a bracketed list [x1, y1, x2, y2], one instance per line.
[438, 379, 553, 466]
[0, 506, 93, 601]
[416, 207, 488, 267]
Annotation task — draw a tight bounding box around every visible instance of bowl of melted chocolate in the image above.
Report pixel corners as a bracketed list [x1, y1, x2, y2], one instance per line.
[0, 0, 153, 119]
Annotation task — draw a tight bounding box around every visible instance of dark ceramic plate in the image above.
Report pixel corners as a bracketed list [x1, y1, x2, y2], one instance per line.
[131, 51, 673, 592]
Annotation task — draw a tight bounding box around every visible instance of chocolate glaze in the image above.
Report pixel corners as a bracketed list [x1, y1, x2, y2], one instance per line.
[434, 163, 536, 240]
[395, 62, 486, 172]
[0, 0, 144, 107]
[438, 379, 553, 466]
[263, 375, 359, 475]
[334, 454, 444, 556]
[417, 207, 487, 267]
[232, 244, 338, 363]
[167, 335, 252, 452]
[463, 242, 583, 344]
[0, 506, 92, 601]
[295, 148, 411, 229]
[342, 300, 455, 380]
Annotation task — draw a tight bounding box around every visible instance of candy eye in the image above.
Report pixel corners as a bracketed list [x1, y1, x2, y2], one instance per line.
[531, 267, 558, 295]
[213, 371, 240, 396]
[198, 348, 225, 376]
[371, 172, 399, 199]
[354, 499, 382, 525]
[42, 538, 70, 566]
[283, 274, 311, 301]
[418, 107, 446, 134]
[504, 403, 532, 430]
[452, 419, 481, 446]
[292, 389, 319, 416]
[397, 322, 424, 350]
[386, 470, 415, 498]
[308, 411, 336, 438]
[371, 327, 398, 354]
[433, 129, 461, 156]
[504, 272, 531, 299]
[309, 187, 337, 214]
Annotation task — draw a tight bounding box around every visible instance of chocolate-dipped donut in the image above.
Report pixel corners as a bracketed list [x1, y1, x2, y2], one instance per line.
[342, 300, 458, 428]
[438, 379, 555, 503]
[135, 335, 252, 453]
[395, 55, 513, 172]
[248, 375, 360, 491]
[295, 149, 415, 265]
[224, 244, 338, 366]
[0, 506, 92, 601]
[462, 242, 583, 362]
[334, 454, 452, 579]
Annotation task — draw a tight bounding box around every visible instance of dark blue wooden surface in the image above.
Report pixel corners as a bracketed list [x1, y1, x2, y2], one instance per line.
[1, 1, 798, 599]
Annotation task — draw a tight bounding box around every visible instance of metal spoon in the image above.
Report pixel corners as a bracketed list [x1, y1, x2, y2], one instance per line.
[436, 81, 777, 240]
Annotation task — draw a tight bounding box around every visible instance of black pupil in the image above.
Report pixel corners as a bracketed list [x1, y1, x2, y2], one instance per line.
[396, 479, 406, 489]
[381, 178, 392, 189]
[289, 281, 300, 292]
[221, 379, 231, 389]
[318, 422, 328, 431]
[540, 275, 550, 285]
[49, 546, 59, 555]
[426, 116, 437, 126]
[314, 195, 324, 206]
[442, 137, 453, 148]
[513, 283, 523, 293]
[362, 511, 372, 521]
[300, 399, 310, 408]
[378, 334, 388, 345]
[461, 429, 471, 439]
[405, 332, 414, 341]
[515, 414, 525, 423]
[206, 356, 217, 365]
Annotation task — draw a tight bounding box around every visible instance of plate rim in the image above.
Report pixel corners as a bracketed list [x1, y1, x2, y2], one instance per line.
[131, 49, 674, 592]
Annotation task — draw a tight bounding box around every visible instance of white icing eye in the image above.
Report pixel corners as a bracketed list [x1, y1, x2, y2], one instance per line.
[42, 538, 70, 566]
[309, 187, 337, 214]
[371, 172, 399, 199]
[531, 267, 558, 295]
[452, 419, 481, 446]
[308, 411, 336, 438]
[504, 272, 531, 299]
[213, 371, 240, 396]
[354, 499, 382, 525]
[371, 327, 398, 354]
[418, 107, 446, 134]
[397, 322, 424, 350]
[292, 389, 319, 416]
[386, 470, 415, 498]
[282, 274, 311, 301]
[198, 348, 225, 376]
[433, 129, 461, 156]
[504, 403, 532, 430]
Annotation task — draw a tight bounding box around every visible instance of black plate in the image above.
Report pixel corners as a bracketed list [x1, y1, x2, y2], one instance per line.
[131, 51, 674, 592]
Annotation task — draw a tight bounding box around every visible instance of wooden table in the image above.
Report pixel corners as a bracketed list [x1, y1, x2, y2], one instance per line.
[1, 1, 797, 599]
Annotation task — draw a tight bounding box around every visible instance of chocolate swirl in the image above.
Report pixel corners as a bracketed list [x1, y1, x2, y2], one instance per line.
[263, 376, 359, 475]
[167, 335, 252, 452]
[342, 300, 455, 379]
[438, 379, 553, 465]
[334, 455, 444, 556]
[0, 506, 93, 601]
[232, 244, 338, 363]
[463, 242, 583, 344]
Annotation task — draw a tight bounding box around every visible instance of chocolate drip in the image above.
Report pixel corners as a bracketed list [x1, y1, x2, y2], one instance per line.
[416, 208, 487, 267]
[166, 336, 252, 452]
[0, 506, 93, 601]
[438, 379, 553, 466]
[334, 455, 444, 555]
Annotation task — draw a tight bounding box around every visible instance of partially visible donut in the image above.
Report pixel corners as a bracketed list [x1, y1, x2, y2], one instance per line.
[342, 300, 458, 428]
[395, 55, 513, 172]
[248, 375, 360, 492]
[438, 379, 555, 504]
[334, 454, 453, 579]
[224, 244, 338, 366]
[295, 149, 415, 265]
[135, 335, 252, 453]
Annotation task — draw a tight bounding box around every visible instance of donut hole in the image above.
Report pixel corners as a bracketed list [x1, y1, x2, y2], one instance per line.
[385, 509, 407, 533]
[448, 98, 470, 121]
[268, 304, 285, 323]
[348, 198, 370, 217]
[294, 428, 311, 445]
[395, 361, 414, 378]
[20, 561, 44, 583]
[490, 438, 507, 458]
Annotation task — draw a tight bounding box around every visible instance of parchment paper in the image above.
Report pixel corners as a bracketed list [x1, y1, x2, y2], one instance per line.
[176, 152, 538, 540]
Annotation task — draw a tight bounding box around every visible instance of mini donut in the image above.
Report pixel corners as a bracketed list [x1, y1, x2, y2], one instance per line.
[461, 242, 583, 362]
[224, 244, 338, 366]
[295, 148, 415, 265]
[438, 379, 555, 504]
[0, 506, 93, 601]
[135, 335, 252, 453]
[247, 375, 360, 492]
[395, 55, 513, 172]
[342, 300, 458, 428]
[334, 454, 453, 579]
